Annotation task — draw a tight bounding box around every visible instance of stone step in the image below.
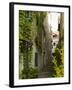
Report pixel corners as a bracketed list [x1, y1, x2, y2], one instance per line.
[38, 72, 50, 78]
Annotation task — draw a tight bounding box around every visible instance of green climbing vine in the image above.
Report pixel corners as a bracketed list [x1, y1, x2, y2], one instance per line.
[19, 10, 34, 79]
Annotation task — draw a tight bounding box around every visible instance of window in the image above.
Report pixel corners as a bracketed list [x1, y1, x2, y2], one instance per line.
[35, 53, 38, 66]
[53, 42, 56, 46]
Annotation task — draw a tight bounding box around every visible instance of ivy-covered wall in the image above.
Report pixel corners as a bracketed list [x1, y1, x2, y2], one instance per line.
[19, 11, 48, 79]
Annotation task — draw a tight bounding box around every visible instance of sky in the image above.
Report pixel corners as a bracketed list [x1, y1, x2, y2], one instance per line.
[48, 12, 60, 32]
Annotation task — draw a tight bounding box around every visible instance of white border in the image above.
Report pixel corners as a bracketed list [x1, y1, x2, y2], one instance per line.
[14, 4, 69, 86]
